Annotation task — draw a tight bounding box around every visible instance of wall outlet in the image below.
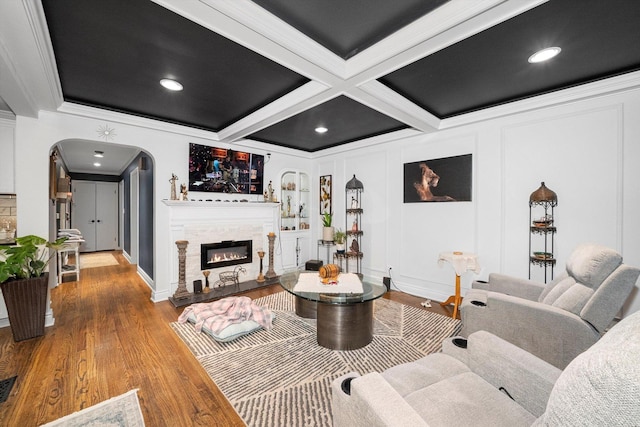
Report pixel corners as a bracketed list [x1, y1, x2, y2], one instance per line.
[383, 276, 391, 291]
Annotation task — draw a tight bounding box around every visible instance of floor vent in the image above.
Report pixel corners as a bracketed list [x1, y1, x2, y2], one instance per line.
[0, 376, 17, 403]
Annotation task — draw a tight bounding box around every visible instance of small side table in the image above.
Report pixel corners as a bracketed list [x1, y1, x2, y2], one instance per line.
[438, 251, 481, 318]
[57, 242, 81, 283]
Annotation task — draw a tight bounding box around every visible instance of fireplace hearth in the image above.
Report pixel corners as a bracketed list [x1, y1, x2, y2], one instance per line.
[201, 240, 253, 270]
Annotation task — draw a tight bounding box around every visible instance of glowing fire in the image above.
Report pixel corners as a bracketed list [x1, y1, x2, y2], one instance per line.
[208, 250, 247, 264]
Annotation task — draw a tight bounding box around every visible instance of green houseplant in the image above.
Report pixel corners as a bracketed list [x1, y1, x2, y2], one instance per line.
[334, 228, 346, 253]
[0, 234, 68, 341]
[321, 212, 334, 242]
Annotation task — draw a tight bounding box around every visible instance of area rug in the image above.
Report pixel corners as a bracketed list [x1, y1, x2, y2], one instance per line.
[171, 291, 461, 427]
[41, 389, 145, 426]
[80, 252, 119, 269]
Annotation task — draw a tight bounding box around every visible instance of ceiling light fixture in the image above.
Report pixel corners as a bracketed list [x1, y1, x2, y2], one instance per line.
[93, 162, 101, 167]
[315, 126, 328, 134]
[94, 150, 104, 158]
[160, 78, 183, 91]
[528, 47, 561, 63]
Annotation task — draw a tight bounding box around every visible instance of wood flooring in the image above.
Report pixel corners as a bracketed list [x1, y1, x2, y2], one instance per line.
[0, 252, 457, 426]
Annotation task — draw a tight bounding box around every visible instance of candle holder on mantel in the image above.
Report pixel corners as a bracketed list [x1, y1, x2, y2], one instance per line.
[203, 271, 211, 293]
[173, 240, 191, 300]
[257, 251, 266, 283]
[265, 232, 277, 279]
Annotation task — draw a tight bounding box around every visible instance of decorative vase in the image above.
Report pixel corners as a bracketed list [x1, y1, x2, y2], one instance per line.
[0, 273, 49, 341]
[336, 243, 345, 254]
[322, 226, 334, 242]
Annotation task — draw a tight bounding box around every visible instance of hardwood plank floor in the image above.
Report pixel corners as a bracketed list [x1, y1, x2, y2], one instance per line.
[0, 252, 457, 426]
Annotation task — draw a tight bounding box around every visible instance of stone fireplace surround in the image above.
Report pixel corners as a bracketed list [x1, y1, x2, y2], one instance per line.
[163, 200, 280, 295]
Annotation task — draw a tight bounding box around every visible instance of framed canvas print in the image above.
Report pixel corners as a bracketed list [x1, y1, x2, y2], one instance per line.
[403, 154, 472, 203]
[320, 175, 332, 214]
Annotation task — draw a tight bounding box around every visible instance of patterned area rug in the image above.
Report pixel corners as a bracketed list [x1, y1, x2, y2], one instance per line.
[41, 389, 145, 426]
[171, 292, 461, 427]
[80, 252, 119, 269]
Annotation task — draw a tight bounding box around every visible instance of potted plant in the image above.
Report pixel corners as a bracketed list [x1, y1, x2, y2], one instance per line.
[0, 234, 68, 341]
[321, 212, 334, 242]
[334, 228, 346, 254]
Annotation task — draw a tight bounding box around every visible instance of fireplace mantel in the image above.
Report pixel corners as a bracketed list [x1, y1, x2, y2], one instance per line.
[163, 199, 280, 299]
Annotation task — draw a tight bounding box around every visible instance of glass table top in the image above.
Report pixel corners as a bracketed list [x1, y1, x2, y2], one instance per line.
[279, 269, 387, 304]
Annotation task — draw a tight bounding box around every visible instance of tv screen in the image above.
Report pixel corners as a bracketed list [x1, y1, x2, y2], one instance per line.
[189, 143, 264, 195]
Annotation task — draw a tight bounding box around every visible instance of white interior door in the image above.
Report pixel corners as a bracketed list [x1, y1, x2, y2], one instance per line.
[95, 182, 118, 251]
[71, 181, 97, 252]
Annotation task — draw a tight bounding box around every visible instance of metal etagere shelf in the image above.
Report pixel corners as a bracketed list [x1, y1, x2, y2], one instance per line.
[334, 175, 364, 278]
[529, 182, 557, 283]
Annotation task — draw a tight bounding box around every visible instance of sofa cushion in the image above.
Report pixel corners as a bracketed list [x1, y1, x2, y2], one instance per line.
[533, 310, 640, 426]
[405, 371, 536, 427]
[382, 353, 470, 397]
[540, 244, 622, 316]
[565, 244, 622, 288]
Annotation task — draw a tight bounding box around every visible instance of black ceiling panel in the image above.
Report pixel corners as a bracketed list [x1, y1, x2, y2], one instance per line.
[251, 0, 449, 59]
[379, 0, 640, 118]
[248, 96, 409, 152]
[42, 0, 309, 131]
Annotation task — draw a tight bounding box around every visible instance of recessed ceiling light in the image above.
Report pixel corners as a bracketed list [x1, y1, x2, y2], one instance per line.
[94, 150, 104, 158]
[315, 126, 328, 134]
[528, 47, 561, 63]
[160, 78, 183, 91]
[93, 162, 101, 167]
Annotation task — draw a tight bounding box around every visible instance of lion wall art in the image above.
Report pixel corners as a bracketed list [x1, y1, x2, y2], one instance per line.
[403, 154, 472, 203]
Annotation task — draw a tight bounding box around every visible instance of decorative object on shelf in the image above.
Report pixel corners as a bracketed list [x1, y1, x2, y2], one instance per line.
[169, 174, 178, 200]
[180, 183, 188, 200]
[280, 170, 309, 234]
[214, 266, 246, 289]
[349, 238, 360, 254]
[257, 250, 265, 282]
[0, 234, 69, 341]
[529, 182, 558, 283]
[320, 175, 332, 214]
[173, 240, 191, 300]
[193, 279, 202, 294]
[203, 271, 211, 293]
[265, 232, 277, 279]
[351, 196, 359, 209]
[334, 228, 346, 254]
[322, 212, 334, 242]
[403, 154, 472, 203]
[268, 181, 274, 202]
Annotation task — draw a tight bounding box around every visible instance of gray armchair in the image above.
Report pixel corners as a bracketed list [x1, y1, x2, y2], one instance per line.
[331, 309, 640, 426]
[459, 243, 639, 368]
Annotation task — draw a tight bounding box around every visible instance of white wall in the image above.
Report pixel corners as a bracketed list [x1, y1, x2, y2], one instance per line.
[316, 87, 640, 316]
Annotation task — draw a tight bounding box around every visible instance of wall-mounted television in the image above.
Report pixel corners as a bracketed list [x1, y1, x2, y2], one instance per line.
[188, 143, 264, 195]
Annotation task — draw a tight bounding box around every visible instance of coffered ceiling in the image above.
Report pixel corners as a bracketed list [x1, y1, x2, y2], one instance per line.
[28, 0, 640, 152]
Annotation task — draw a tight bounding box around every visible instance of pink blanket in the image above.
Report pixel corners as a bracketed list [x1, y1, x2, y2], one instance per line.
[178, 296, 273, 335]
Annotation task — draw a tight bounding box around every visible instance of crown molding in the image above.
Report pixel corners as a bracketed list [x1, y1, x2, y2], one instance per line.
[441, 70, 640, 129]
[58, 102, 222, 140]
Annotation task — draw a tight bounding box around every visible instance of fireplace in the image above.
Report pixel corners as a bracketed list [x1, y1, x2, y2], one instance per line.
[201, 240, 253, 270]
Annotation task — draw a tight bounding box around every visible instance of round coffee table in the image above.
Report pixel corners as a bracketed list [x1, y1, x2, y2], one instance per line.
[279, 270, 387, 350]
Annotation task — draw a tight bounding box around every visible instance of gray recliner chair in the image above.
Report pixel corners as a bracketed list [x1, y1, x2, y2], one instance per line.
[331, 309, 640, 426]
[460, 243, 639, 368]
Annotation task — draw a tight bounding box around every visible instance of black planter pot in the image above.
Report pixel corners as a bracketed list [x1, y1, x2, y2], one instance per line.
[0, 273, 49, 341]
